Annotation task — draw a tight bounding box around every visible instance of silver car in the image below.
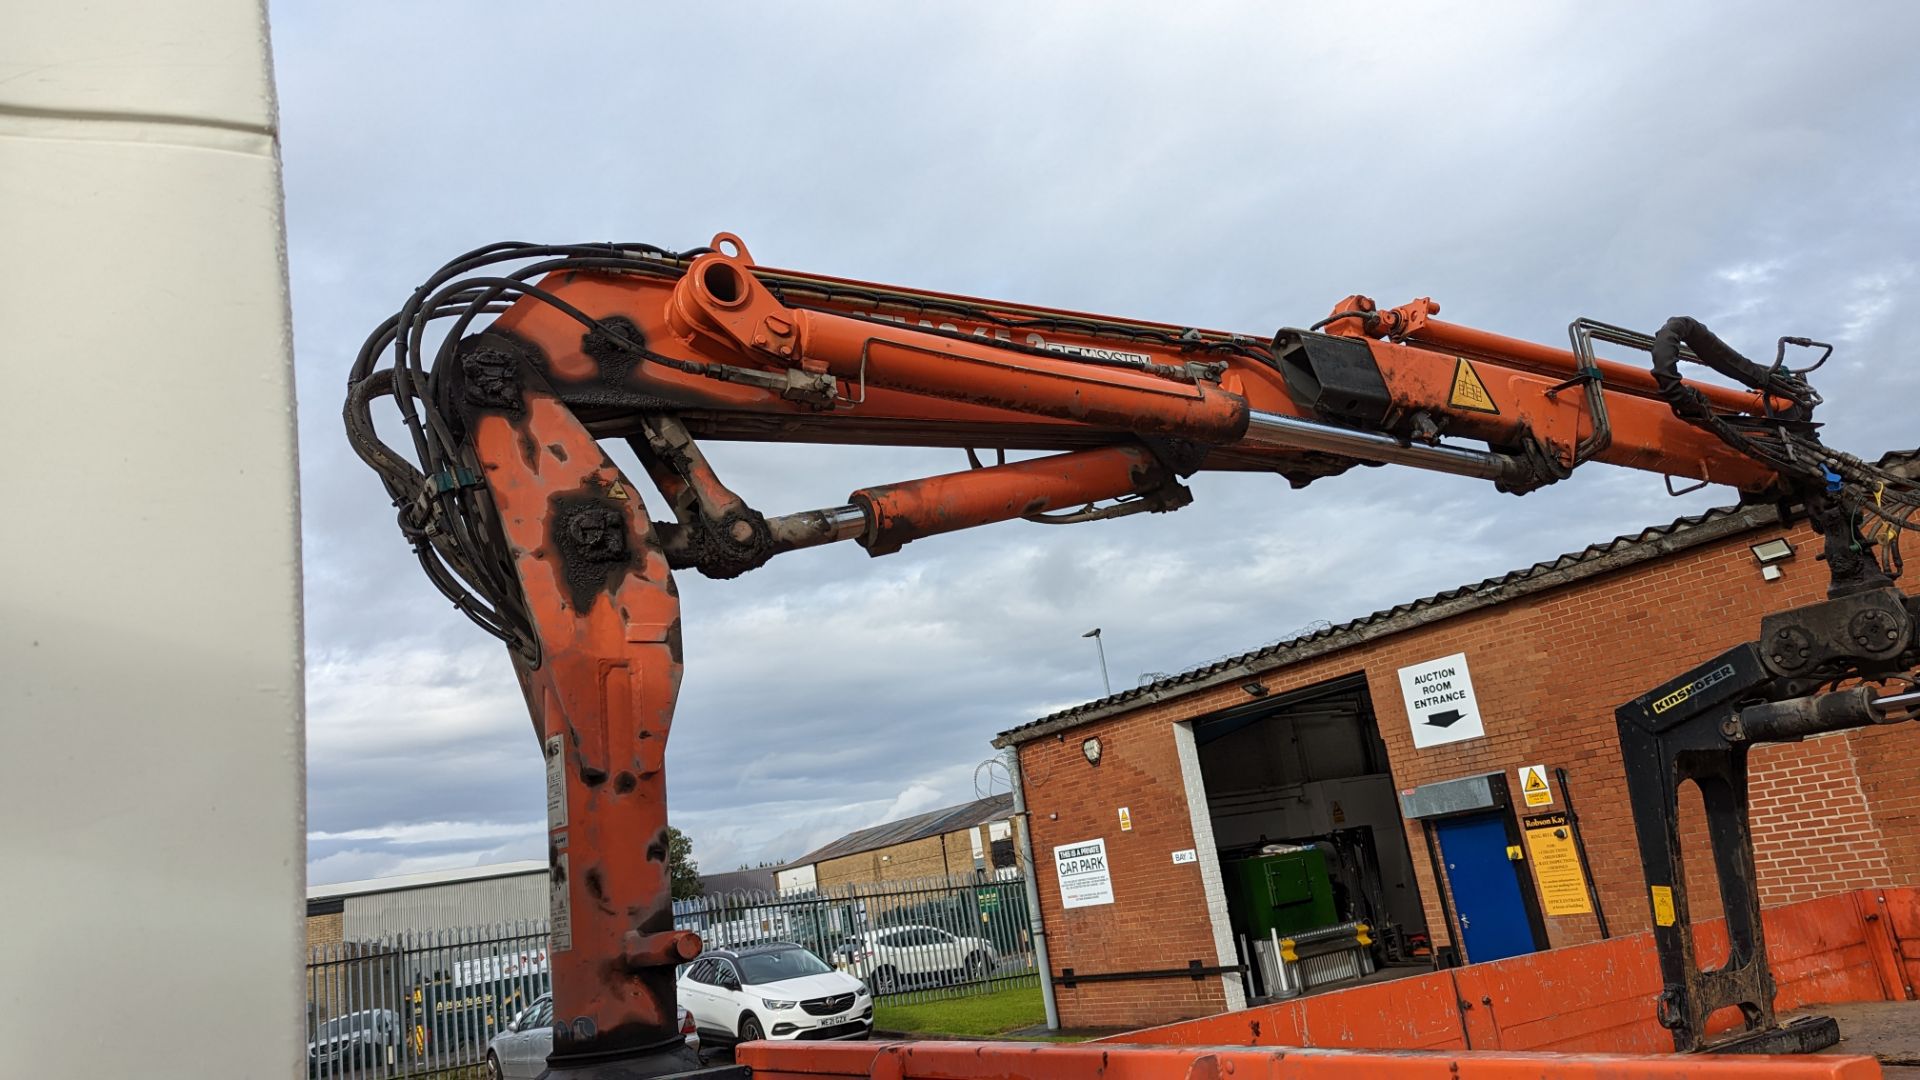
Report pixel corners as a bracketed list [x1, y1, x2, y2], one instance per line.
[307, 1009, 404, 1076]
[486, 994, 698, 1080]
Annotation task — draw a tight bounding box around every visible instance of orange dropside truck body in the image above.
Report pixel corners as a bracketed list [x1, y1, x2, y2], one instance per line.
[742, 887, 1920, 1077]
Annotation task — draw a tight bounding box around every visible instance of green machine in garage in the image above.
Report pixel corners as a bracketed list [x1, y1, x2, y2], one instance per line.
[1224, 846, 1339, 938]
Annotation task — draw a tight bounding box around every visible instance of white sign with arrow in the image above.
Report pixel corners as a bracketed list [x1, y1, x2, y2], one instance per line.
[1397, 652, 1486, 748]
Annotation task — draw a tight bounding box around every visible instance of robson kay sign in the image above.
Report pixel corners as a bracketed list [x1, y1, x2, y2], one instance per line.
[1396, 652, 1486, 748]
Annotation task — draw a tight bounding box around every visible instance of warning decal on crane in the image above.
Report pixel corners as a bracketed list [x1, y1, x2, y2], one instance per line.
[1448, 357, 1498, 413]
[1650, 884, 1676, 927]
[545, 735, 568, 830]
[550, 841, 573, 951]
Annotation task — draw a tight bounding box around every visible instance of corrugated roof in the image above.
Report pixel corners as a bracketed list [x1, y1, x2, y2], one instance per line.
[792, 793, 1014, 868]
[700, 867, 779, 895]
[993, 500, 1804, 749]
[992, 447, 1918, 749]
[307, 859, 548, 901]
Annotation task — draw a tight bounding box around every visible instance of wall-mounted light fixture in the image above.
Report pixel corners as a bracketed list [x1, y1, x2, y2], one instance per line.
[1241, 681, 1270, 698]
[1082, 736, 1103, 766]
[1751, 537, 1796, 581]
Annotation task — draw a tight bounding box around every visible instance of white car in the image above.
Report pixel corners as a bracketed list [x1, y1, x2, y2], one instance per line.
[837, 925, 998, 994]
[485, 994, 697, 1080]
[678, 942, 873, 1043]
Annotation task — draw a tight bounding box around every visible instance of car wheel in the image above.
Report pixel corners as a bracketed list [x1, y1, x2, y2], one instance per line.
[966, 952, 991, 980]
[485, 1050, 503, 1080]
[871, 966, 899, 996]
[739, 1014, 765, 1043]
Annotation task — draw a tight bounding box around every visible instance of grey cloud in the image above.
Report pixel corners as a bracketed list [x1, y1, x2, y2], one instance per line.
[276, 1, 1920, 883]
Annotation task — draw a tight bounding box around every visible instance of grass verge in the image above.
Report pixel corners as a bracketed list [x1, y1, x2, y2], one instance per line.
[872, 984, 1065, 1038]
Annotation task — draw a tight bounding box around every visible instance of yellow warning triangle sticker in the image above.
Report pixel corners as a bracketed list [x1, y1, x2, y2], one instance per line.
[1524, 769, 1549, 793]
[608, 482, 628, 501]
[1449, 357, 1498, 414]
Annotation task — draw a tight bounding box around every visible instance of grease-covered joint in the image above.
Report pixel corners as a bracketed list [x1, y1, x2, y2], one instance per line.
[550, 494, 637, 609]
[629, 415, 795, 579]
[580, 316, 647, 380]
[458, 332, 533, 413]
[1137, 435, 1210, 478]
[1493, 430, 1575, 496]
[657, 504, 870, 575]
[622, 928, 703, 969]
[564, 505, 627, 561]
[657, 508, 776, 580]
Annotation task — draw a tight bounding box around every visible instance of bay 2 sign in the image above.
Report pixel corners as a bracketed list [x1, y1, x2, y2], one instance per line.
[1396, 652, 1485, 749]
[1053, 838, 1115, 909]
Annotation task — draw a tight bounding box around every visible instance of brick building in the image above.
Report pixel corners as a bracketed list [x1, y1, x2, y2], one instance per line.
[788, 794, 1019, 889]
[994, 502, 1920, 1031]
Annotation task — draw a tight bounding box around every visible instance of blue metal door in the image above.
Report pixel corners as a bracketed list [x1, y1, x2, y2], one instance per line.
[1434, 812, 1538, 963]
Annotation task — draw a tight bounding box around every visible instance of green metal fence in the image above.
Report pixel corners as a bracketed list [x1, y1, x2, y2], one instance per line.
[674, 870, 1037, 1005]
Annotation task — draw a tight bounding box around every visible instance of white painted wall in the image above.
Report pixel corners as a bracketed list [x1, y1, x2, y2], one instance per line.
[776, 863, 819, 893]
[0, 2, 304, 1076]
[1172, 722, 1248, 1013]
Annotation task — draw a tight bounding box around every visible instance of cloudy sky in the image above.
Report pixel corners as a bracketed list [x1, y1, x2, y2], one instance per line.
[275, 2, 1920, 885]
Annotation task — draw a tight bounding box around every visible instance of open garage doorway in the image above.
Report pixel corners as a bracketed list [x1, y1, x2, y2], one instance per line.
[1191, 673, 1430, 999]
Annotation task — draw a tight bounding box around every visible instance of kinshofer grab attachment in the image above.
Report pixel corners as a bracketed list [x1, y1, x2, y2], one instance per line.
[1615, 315, 1920, 1053]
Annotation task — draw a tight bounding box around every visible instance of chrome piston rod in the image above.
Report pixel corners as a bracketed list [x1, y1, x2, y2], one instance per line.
[1241, 410, 1520, 482]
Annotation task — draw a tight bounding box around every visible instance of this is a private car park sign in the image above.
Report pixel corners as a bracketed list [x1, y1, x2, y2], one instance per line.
[1396, 652, 1486, 748]
[1053, 838, 1115, 909]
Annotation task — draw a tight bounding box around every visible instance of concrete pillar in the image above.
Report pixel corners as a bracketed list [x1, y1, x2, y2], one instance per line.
[0, 2, 304, 1076]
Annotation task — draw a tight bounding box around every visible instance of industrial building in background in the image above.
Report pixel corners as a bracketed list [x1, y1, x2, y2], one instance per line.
[778, 794, 1020, 892]
[998, 488, 1920, 1031]
[305, 861, 550, 949]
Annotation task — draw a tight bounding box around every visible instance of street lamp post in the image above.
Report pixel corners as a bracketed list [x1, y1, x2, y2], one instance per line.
[1082, 627, 1112, 697]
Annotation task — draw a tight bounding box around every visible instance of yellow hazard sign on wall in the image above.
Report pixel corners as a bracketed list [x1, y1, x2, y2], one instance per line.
[1518, 764, 1552, 807]
[1449, 357, 1498, 413]
[1522, 812, 1593, 916]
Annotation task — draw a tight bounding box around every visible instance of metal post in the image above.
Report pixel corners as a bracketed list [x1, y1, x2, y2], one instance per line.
[1082, 628, 1112, 697]
[1555, 767, 1610, 939]
[1421, 820, 1462, 968]
[1007, 749, 1061, 1031]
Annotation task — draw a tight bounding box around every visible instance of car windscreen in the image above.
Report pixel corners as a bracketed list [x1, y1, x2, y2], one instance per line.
[737, 948, 831, 985]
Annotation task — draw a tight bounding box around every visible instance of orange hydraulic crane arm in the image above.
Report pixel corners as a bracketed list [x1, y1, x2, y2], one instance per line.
[342, 233, 1917, 1075]
[372, 234, 1795, 587]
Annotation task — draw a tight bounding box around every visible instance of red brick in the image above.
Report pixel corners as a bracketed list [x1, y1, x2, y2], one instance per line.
[1018, 518, 1920, 1029]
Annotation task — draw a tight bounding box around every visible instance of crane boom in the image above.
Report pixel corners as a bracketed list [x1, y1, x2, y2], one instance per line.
[345, 233, 1920, 1076]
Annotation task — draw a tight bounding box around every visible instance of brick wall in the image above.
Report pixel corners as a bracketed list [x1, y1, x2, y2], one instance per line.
[814, 824, 1000, 889]
[1016, 517, 1920, 1029]
[1749, 734, 1893, 906]
[1019, 713, 1227, 1029]
[305, 910, 343, 952]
